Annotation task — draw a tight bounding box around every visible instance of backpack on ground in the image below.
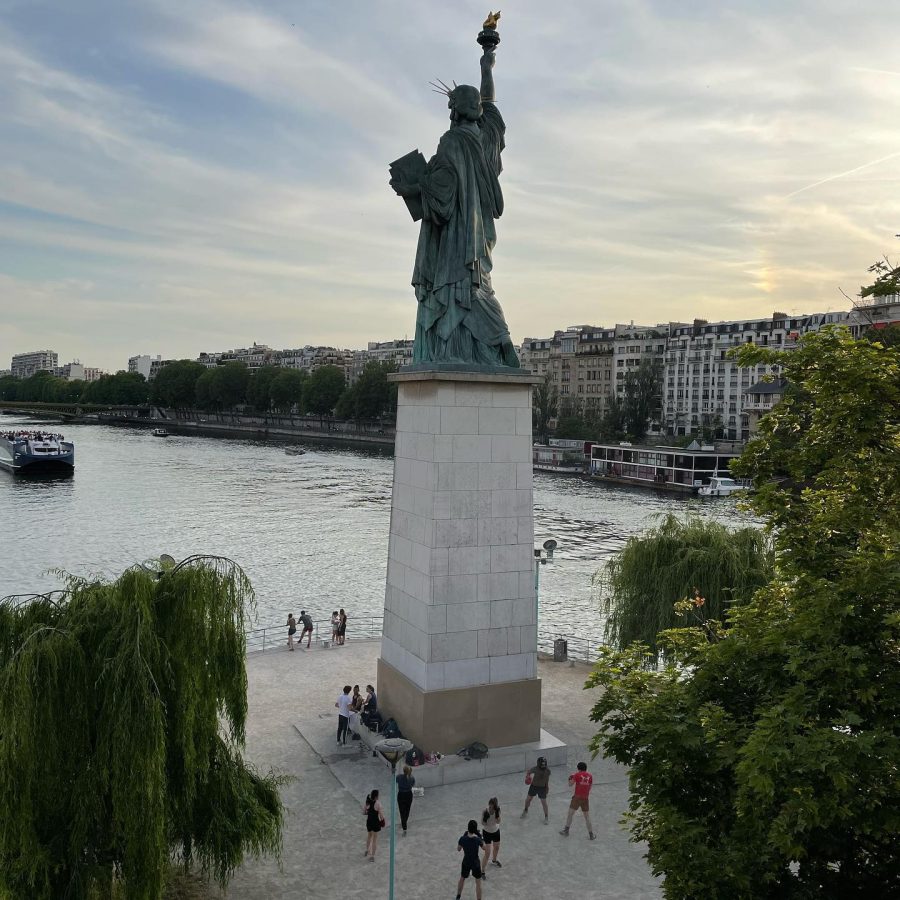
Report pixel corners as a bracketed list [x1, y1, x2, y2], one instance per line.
[456, 741, 489, 760]
[381, 718, 402, 739]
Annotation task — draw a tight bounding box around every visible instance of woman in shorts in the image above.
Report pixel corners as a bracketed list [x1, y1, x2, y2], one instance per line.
[331, 610, 340, 642]
[286, 613, 297, 650]
[363, 788, 384, 860]
[480, 797, 501, 868]
[337, 608, 347, 645]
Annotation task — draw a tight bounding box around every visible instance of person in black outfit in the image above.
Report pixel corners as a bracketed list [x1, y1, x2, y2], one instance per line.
[364, 789, 384, 860]
[361, 683, 378, 727]
[456, 819, 484, 900]
[396, 764, 416, 834]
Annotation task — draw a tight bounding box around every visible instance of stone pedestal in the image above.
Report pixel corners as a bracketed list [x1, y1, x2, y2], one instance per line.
[378, 369, 542, 753]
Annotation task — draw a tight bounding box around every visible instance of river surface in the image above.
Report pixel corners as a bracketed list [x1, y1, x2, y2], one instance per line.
[1, 414, 755, 646]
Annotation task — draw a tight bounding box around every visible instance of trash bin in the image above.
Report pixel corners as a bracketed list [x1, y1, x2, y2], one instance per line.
[553, 638, 568, 662]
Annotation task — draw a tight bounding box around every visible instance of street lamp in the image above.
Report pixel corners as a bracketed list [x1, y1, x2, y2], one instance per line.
[375, 737, 413, 900]
[534, 538, 558, 623]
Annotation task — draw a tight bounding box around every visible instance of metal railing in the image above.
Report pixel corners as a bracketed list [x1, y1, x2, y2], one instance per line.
[245, 615, 384, 653]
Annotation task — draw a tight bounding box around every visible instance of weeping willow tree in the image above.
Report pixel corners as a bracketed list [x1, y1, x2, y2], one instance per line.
[0, 556, 286, 900]
[597, 514, 773, 654]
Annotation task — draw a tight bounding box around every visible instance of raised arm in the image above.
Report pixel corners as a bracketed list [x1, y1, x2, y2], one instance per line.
[480, 49, 495, 103]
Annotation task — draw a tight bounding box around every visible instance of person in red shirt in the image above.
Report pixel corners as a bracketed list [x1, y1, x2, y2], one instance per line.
[559, 761, 595, 840]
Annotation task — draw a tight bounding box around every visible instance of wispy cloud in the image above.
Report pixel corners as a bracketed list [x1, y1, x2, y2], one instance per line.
[2, 0, 900, 370]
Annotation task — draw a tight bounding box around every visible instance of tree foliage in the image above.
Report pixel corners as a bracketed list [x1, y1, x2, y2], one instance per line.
[596, 514, 773, 654]
[0, 372, 149, 406]
[302, 365, 345, 416]
[150, 361, 206, 409]
[532, 371, 558, 443]
[587, 326, 900, 897]
[621, 359, 661, 440]
[0, 557, 286, 900]
[268, 369, 307, 413]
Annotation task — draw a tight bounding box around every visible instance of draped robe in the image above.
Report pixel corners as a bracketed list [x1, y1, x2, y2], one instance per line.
[411, 102, 520, 367]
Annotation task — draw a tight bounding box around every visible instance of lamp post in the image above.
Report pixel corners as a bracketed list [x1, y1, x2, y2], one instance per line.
[533, 538, 558, 625]
[376, 737, 413, 900]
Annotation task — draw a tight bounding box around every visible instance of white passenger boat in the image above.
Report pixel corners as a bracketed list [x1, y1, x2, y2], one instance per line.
[152, 428, 169, 437]
[0, 431, 75, 473]
[698, 476, 743, 497]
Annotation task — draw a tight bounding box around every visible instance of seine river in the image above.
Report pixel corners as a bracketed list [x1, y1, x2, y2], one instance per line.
[1, 414, 753, 646]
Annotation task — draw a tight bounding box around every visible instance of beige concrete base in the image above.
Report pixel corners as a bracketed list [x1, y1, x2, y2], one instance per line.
[377, 656, 541, 754]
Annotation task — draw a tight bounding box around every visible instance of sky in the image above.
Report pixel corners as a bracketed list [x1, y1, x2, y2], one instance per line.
[2, 0, 900, 373]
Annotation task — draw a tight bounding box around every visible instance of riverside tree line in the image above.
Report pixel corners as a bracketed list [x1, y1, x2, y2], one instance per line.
[0, 360, 399, 421]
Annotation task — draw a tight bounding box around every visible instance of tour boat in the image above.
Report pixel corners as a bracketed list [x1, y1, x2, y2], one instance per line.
[152, 428, 169, 437]
[0, 431, 75, 473]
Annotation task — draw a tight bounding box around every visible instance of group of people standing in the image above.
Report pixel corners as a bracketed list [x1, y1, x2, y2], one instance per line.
[360, 755, 596, 897]
[335, 683, 378, 746]
[285, 608, 347, 650]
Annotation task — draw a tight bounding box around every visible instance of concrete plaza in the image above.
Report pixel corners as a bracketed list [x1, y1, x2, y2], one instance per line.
[224, 639, 661, 900]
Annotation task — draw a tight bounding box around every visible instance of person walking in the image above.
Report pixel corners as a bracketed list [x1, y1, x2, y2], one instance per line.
[480, 797, 501, 869]
[396, 764, 416, 834]
[286, 613, 297, 650]
[335, 684, 352, 745]
[298, 610, 314, 649]
[363, 789, 385, 860]
[559, 761, 596, 840]
[521, 756, 551, 824]
[337, 608, 347, 645]
[455, 819, 485, 900]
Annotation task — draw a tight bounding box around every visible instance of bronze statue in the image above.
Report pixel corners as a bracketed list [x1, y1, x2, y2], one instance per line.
[389, 14, 519, 368]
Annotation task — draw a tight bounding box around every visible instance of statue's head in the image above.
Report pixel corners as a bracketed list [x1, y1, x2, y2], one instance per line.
[448, 84, 482, 122]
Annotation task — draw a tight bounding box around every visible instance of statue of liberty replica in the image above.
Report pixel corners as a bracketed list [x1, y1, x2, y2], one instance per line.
[389, 12, 520, 368]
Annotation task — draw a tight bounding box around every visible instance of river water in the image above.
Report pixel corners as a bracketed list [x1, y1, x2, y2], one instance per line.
[1, 414, 754, 645]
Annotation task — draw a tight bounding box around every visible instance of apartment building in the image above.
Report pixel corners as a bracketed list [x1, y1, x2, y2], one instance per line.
[197, 342, 275, 371]
[278, 345, 354, 381]
[128, 355, 161, 379]
[662, 311, 851, 440]
[11, 350, 58, 379]
[350, 339, 413, 384]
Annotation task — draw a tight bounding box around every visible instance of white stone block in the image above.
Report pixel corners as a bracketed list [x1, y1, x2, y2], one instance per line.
[478, 462, 517, 491]
[433, 490, 450, 519]
[448, 546, 491, 576]
[516, 462, 533, 489]
[412, 486, 433, 520]
[477, 571, 519, 602]
[437, 462, 479, 491]
[491, 385, 530, 407]
[524, 652, 537, 678]
[431, 630, 477, 663]
[434, 435, 453, 462]
[478, 517, 519, 547]
[446, 600, 492, 631]
[443, 656, 490, 689]
[441, 405, 479, 435]
[490, 544, 530, 574]
[396, 405, 414, 433]
[491, 435, 531, 463]
[442, 757, 486, 783]
[477, 406, 516, 435]
[477, 627, 509, 657]
[518, 571, 537, 600]
[490, 598, 513, 628]
[490, 653, 528, 682]
[455, 383, 494, 407]
[520, 625, 538, 653]
[511, 597, 536, 627]
[452, 434, 493, 463]
[449, 490, 480, 520]
[507, 626, 522, 654]
[428, 604, 447, 634]
[423, 662, 444, 691]
[517, 515, 534, 544]
[515, 407, 533, 436]
[491, 489, 518, 518]
[434, 518, 478, 549]
[435, 382, 456, 406]
[430, 548, 449, 576]
[382, 636, 426, 689]
[433, 574, 478, 604]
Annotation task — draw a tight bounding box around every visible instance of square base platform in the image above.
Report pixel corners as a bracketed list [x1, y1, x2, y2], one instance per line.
[377, 657, 541, 754]
[410, 728, 567, 787]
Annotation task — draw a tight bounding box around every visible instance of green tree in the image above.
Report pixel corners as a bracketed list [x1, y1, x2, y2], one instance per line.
[247, 366, 279, 413]
[80, 372, 149, 406]
[621, 359, 661, 440]
[599, 392, 627, 439]
[334, 385, 357, 419]
[269, 369, 307, 414]
[532, 372, 558, 443]
[302, 365, 345, 417]
[0, 375, 18, 400]
[151, 361, 206, 410]
[596, 514, 773, 654]
[0, 556, 285, 899]
[587, 326, 900, 897]
[352, 361, 398, 419]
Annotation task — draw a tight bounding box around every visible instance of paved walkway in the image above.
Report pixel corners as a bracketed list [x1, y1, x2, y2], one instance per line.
[224, 639, 660, 900]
